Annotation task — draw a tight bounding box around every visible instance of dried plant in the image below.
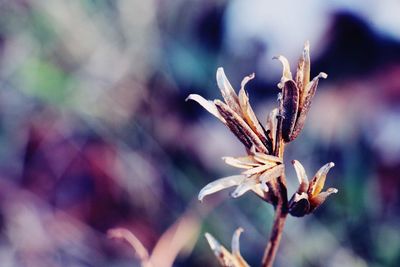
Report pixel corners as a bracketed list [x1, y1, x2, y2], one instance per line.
[187, 41, 338, 267]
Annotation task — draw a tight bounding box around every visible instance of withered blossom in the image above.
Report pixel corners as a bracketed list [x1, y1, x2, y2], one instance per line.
[187, 68, 284, 200]
[288, 160, 338, 217]
[205, 228, 249, 267]
[198, 151, 284, 201]
[275, 41, 328, 142]
[187, 68, 273, 154]
[188, 42, 339, 267]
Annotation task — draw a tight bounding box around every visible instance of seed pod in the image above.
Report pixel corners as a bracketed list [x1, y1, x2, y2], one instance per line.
[281, 80, 299, 142]
[288, 192, 310, 217]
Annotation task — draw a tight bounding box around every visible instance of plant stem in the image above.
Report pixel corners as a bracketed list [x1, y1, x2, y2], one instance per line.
[261, 110, 288, 267]
[261, 175, 288, 267]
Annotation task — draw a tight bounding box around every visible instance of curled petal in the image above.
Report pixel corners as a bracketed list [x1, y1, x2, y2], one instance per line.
[216, 67, 242, 114]
[108, 228, 151, 267]
[300, 71, 328, 109]
[231, 176, 258, 198]
[222, 156, 259, 169]
[309, 187, 338, 212]
[291, 160, 309, 193]
[238, 73, 268, 145]
[186, 94, 226, 123]
[308, 162, 335, 197]
[205, 233, 235, 267]
[231, 228, 249, 267]
[274, 55, 293, 89]
[259, 164, 285, 184]
[198, 175, 245, 201]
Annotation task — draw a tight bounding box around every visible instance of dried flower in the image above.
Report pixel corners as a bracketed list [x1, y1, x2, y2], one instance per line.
[205, 228, 249, 267]
[198, 150, 284, 201]
[288, 160, 338, 217]
[275, 41, 328, 142]
[187, 68, 285, 201]
[188, 42, 338, 267]
[186, 68, 273, 154]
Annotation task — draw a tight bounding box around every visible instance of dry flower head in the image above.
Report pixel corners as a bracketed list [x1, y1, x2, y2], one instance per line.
[187, 42, 338, 267]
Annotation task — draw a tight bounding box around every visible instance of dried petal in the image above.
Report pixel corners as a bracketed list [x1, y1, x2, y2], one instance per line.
[291, 160, 309, 193]
[299, 72, 327, 109]
[290, 73, 326, 140]
[222, 156, 259, 169]
[242, 164, 275, 176]
[308, 162, 335, 197]
[274, 55, 292, 89]
[216, 67, 242, 114]
[253, 152, 283, 165]
[186, 94, 226, 123]
[198, 175, 245, 201]
[205, 233, 236, 267]
[258, 164, 285, 184]
[231, 176, 258, 198]
[108, 228, 152, 267]
[215, 100, 269, 153]
[231, 228, 249, 267]
[266, 108, 279, 151]
[281, 80, 300, 142]
[238, 73, 268, 145]
[309, 187, 338, 212]
[252, 183, 268, 197]
[295, 41, 310, 93]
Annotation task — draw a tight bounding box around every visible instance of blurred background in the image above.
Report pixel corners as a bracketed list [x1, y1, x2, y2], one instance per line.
[0, 0, 400, 266]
